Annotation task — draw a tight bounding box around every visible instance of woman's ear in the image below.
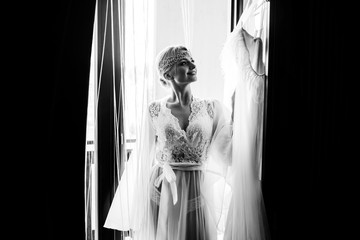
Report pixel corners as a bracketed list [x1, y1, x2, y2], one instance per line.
[164, 73, 173, 80]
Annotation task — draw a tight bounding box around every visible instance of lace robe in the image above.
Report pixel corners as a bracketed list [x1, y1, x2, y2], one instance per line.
[148, 97, 232, 240]
[104, 96, 232, 240]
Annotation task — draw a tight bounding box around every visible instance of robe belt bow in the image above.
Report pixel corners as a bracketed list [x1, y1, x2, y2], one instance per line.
[154, 162, 203, 205]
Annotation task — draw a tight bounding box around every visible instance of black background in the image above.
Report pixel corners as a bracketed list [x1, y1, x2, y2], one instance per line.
[7, 0, 354, 239]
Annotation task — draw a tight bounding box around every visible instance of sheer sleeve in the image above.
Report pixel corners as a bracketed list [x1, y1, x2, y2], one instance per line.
[202, 100, 233, 234]
[104, 103, 156, 235]
[208, 99, 233, 168]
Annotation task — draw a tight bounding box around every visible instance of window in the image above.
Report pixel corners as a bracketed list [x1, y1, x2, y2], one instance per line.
[85, 1, 270, 239]
[85, 2, 98, 240]
[84, 0, 155, 239]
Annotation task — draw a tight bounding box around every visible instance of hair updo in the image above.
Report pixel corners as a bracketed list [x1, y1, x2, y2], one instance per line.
[155, 45, 192, 88]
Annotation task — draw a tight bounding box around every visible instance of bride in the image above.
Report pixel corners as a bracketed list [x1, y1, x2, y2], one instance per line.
[104, 2, 270, 239]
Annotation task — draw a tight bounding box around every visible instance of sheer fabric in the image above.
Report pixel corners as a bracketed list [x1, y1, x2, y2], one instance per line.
[103, 0, 156, 236]
[105, 97, 232, 240]
[105, 1, 270, 239]
[221, 1, 270, 239]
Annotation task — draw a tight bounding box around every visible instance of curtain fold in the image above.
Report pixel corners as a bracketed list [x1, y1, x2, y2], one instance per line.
[86, 0, 127, 239]
[87, 0, 155, 239]
[180, 0, 194, 49]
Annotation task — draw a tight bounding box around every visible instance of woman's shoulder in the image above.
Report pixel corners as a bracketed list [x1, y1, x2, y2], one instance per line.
[148, 99, 161, 118]
[148, 97, 168, 118]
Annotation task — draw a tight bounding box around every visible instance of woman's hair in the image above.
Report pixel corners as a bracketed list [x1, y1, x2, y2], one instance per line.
[155, 45, 191, 87]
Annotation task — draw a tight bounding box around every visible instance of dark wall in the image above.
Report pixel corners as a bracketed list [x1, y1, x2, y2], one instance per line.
[14, 1, 96, 240]
[263, 1, 352, 239]
[45, 2, 96, 240]
[12, 1, 352, 239]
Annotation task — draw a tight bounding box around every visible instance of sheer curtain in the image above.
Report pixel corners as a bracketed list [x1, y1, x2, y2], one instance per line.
[180, 0, 194, 49]
[84, 0, 127, 239]
[123, 0, 156, 135]
[85, 0, 155, 239]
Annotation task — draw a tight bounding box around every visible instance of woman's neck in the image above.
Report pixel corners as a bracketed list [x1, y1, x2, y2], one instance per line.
[169, 84, 193, 107]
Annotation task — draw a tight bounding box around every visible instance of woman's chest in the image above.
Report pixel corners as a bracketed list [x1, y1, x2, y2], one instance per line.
[156, 101, 214, 143]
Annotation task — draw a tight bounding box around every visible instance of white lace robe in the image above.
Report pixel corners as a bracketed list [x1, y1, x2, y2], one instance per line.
[105, 97, 232, 240]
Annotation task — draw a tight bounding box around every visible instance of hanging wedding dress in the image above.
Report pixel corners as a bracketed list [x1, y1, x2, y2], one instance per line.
[221, 1, 270, 239]
[104, 1, 269, 239]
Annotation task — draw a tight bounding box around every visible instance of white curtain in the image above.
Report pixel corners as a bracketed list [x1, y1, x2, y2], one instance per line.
[180, 0, 194, 49]
[104, 0, 156, 238]
[123, 0, 156, 137]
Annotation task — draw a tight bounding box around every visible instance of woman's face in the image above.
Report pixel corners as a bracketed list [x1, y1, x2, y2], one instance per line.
[167, 54, 197, 85]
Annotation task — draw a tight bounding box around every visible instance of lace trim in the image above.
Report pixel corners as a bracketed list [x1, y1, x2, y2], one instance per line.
[161, 97, 215, 134]
[162, 97, 198, 135]
[206, 101, 214, 119]
[188, 98, 202, 122]
[149, 101, 161, 118]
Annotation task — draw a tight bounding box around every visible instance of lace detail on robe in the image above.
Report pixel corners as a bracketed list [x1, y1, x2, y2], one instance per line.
[149, 101, 161, 118]
[149, 98, 215, 165]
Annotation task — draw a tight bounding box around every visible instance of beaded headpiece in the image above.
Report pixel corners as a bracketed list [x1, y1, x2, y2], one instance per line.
[156, 46, 192, 80]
